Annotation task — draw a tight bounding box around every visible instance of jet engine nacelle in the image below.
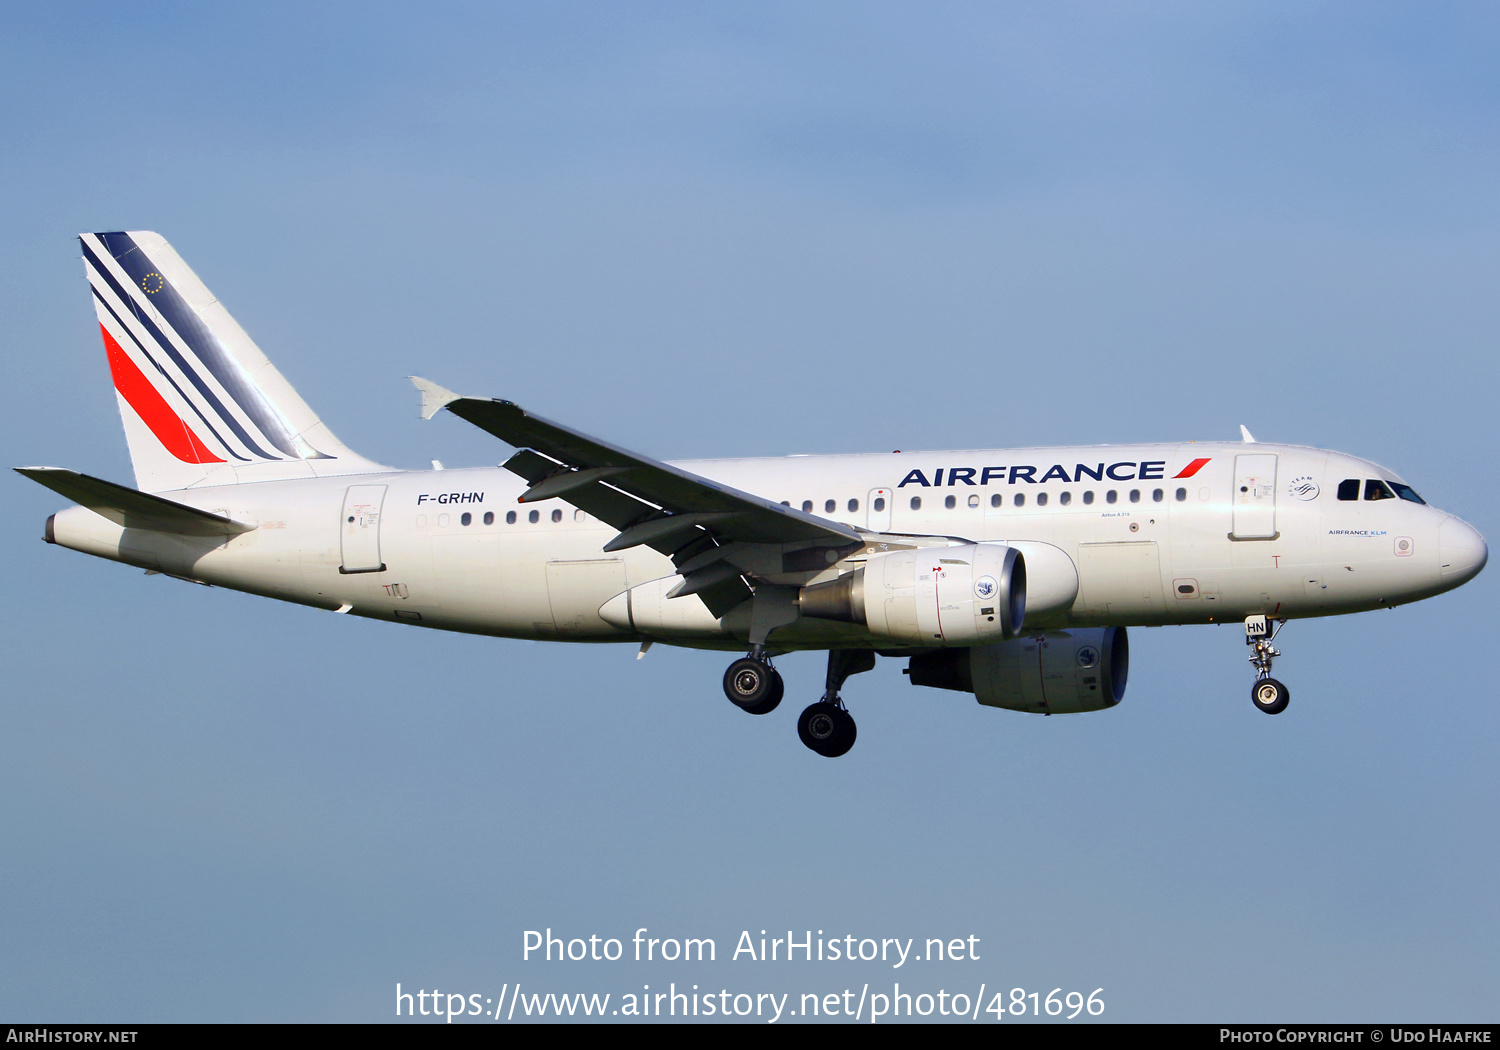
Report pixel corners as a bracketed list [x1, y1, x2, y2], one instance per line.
[906, 627, 1128, 714]
[800, 542, 1025, 644]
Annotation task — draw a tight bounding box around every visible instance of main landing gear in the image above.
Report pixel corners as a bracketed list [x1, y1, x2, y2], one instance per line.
[722, 649, 784, 715]
[796, 650, 874, 758]
[1245, 615, 1290, 715]
[720, 648, 874, 757]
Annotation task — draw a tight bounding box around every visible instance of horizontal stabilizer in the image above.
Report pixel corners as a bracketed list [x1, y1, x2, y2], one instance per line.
[15, 467, 256, 537]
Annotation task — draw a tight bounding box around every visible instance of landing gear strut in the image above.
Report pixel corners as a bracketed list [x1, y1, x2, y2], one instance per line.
[723, 648, 783, 715]
[1245, 615, 1290, 715]
[797, 650, 873, 758]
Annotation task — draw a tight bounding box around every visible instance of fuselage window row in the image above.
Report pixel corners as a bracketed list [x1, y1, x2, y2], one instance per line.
[427, 482, 1207, 531]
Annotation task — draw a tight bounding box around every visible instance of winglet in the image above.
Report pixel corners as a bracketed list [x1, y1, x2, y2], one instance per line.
[1239, 425, 1257, 444]
[409, 376, 461, 421]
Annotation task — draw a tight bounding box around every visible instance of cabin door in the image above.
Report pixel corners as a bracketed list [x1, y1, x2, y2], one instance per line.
[1232, 454, 1278, 539]
[340, 485, 388, 573]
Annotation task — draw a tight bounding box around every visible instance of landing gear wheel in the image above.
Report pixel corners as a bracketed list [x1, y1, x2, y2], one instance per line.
[1251, 678, 1290, 715]
[724, 658, 783, 714]
[797, 702, 857, 758]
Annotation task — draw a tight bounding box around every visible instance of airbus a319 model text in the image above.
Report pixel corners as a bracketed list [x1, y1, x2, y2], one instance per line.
[19, 232, 1488, 756]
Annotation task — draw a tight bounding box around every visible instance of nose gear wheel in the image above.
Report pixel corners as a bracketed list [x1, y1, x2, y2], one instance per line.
[1251, 677, 1290, 714]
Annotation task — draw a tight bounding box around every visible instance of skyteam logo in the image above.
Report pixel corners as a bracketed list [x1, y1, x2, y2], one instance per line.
[974, 575, 998, 600]
[1289, 476, 1320, 501]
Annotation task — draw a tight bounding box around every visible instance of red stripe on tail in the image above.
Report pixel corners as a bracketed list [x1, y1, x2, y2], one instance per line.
[100, 324, 224, 464]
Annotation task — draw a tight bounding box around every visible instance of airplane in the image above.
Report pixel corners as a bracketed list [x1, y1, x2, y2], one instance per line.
[17, 231, 1489, 757]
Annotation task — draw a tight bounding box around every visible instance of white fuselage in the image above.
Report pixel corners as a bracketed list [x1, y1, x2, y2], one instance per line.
[45, 441, 1484, 650]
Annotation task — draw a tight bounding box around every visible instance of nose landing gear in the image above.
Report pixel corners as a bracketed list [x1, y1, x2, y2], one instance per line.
[1246, 615, 1290, 714]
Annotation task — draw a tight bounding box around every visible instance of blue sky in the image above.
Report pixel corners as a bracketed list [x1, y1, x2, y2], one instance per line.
[2, 2, 1496, 1022]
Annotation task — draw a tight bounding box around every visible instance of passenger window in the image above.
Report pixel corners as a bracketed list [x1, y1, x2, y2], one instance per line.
[1036, 492, 1048, 507]
[872, 497, 885, 512]
[483, 511, 494, 525]
[990, 494, 1002, 508]
[506, 511, 517, 524]
[968, 494, 980, 508]
[1365, 480, 1396, 501]
[848, 499, 859, 512]
[1014, 493, 1025, 507]
[1129, 489, 1140, 503]
[1175, 488, 1186, 502]
[1152, 488, 1163, 502]
[1106, 491, 1117, 504]
[551, 509, 563, 522]
[910, 496, 922, 510]
[460, 512, 472, 526]
[945, 495, 956, 509]
[1060, 491, 1071, 506]
[802, 500, 814, 513]
[825, 499, 836, 513]
[528, 510, 539, 523]
[1083, 491, 1095, 505]
[1337, 479, 1360, 501]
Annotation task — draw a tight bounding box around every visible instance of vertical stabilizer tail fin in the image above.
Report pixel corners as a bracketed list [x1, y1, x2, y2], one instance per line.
[80, 231, 385, 491]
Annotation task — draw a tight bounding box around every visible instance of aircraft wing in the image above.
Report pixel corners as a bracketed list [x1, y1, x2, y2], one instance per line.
[412, 378, 863, 615]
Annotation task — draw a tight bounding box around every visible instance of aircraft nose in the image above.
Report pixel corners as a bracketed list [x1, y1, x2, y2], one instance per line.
[1439, 516, 1488, 587]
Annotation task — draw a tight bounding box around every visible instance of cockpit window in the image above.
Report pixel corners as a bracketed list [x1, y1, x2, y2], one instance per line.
[1364, 480, 1396, 501]
[1390, 482, 1426, 505]
[1337, 479, 1360, 501]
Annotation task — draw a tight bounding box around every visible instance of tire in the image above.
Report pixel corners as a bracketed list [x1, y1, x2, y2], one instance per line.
[797, 702, 857, 757]
[1251, 677, 1290, 715]
[724, 658, 781, 713]
[824, 709, 857, 757]
[740, 673, 784, 715]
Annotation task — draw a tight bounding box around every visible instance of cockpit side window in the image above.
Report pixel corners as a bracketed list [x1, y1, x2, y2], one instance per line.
[1390, 482, 1426, 505]
[1337, 479, 1360, 501]
[1364, 480, 1396, 501]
